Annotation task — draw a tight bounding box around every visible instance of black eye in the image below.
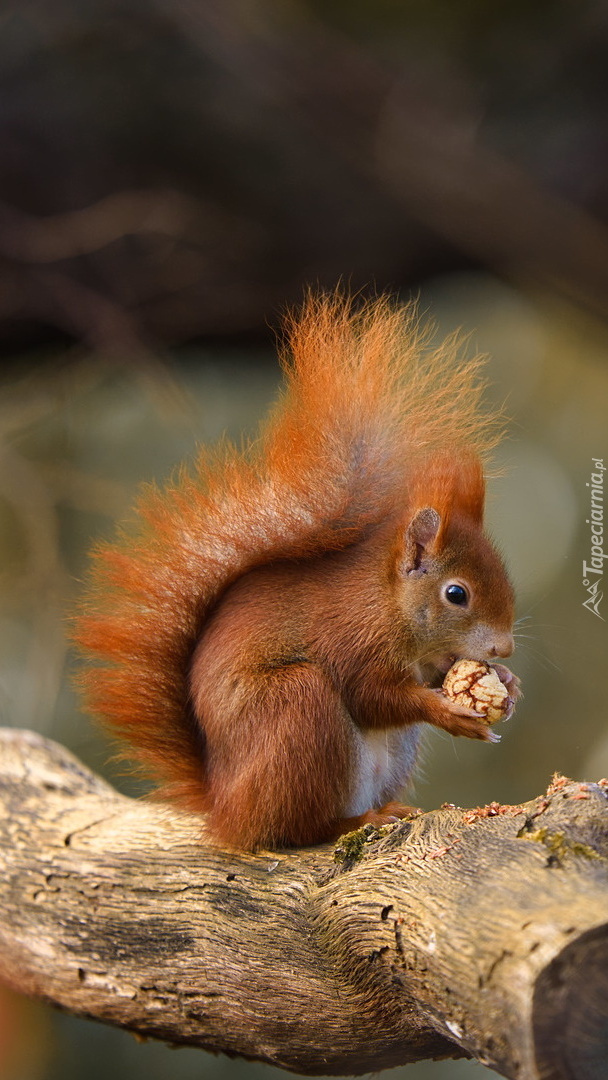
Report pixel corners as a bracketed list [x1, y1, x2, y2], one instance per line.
[444, 583, 468, 606]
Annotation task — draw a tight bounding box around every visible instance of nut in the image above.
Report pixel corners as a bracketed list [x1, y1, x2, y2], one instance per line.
[442, 659, 509, 724]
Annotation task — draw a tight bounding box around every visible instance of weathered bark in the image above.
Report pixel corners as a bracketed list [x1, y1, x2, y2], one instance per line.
[0, 728, 607, 1080]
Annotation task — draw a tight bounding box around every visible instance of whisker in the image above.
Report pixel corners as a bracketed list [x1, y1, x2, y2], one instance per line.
[513, 641, 562, 673]
[514, 615, 534, 627]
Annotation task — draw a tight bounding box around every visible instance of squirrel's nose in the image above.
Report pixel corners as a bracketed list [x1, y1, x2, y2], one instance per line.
[489, 633, 514, 659]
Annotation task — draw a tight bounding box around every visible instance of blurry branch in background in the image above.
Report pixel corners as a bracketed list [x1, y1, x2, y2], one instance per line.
[0, 191, 208, 363]
[376, 92, 608, 322]
[211, 0, 608, 321]
[0, 190, 202, 263]
[1, 1, 608, 345]
[1, 729, 608, 1080]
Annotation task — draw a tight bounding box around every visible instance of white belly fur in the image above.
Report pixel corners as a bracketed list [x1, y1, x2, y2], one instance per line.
[344, 725, 423, 817]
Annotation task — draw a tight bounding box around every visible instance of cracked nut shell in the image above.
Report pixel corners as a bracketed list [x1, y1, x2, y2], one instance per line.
[442, 659, 509, 724]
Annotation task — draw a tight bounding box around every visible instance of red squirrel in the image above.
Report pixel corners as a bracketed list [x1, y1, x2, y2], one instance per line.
[76, 293, 520, 850]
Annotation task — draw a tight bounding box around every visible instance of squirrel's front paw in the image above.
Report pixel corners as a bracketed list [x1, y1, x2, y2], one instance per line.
[428, 690, 501, 743]
[491, 664, 522, 718]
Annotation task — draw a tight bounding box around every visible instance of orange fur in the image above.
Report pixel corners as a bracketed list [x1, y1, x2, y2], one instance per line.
[75, 292, 514, 846]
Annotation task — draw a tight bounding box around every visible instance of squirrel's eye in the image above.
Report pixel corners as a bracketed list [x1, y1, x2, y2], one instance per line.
[444, 583, 469, 606]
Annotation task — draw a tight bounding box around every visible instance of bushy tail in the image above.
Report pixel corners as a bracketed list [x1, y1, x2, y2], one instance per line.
[74, 291, 502, 806]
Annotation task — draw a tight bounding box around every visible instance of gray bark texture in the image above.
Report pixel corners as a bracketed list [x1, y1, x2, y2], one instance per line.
[0, 727, 607, 1080]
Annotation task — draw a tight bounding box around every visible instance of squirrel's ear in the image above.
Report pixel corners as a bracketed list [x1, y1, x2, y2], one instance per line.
[401, 506, 441, 575]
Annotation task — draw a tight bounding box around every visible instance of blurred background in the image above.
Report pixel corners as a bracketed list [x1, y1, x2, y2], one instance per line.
[0, 0, 607, 1078]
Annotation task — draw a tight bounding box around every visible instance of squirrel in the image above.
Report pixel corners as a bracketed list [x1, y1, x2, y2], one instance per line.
[75, 292, 520, 850]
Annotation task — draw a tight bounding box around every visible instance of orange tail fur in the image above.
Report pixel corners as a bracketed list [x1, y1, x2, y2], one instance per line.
[74, 291, 502, 806]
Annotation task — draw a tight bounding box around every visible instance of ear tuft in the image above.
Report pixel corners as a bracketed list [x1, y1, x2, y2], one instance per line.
[406, 450, 486, 527]
[401, 506, 441, 575]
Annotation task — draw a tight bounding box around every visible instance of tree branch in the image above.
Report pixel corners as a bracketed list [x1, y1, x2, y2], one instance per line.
[0, 728, 607, 1080]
